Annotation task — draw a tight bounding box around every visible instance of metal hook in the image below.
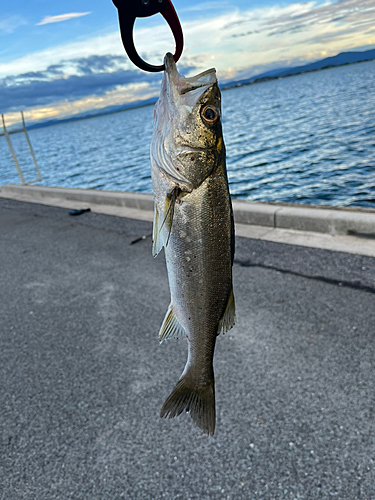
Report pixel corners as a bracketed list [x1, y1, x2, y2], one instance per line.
[112, 0, 184, 72]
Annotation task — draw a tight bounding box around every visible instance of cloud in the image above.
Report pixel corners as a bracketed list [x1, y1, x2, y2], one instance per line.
[25, 82, 157, 123]
[0, 50, 199, 126]
[231, 30, 259, 39]
[268, 24, 306, 37]
[74, 55, 128, 75]
[36, 12, 91, 26]
[4, 80, 160, 127]
[179, 2, 230, 13]
[0, 15, 27, 34]
[0, 61, 160, 114]
[262, 0, 375, 33]
[0, 52, 199, 115]
[0, 33, 125, 79]
[0, 19, 190, 78]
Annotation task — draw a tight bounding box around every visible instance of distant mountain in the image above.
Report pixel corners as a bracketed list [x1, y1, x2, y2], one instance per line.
[221, 48, 375, 89]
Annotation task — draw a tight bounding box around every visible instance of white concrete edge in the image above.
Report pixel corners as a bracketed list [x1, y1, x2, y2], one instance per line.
[1, 184, 375, 257]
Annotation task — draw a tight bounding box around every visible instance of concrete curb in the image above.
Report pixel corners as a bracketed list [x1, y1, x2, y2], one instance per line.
[0, 184, 154, 211]
[1, 184, 375, 257]
[233, 200, 375, 236]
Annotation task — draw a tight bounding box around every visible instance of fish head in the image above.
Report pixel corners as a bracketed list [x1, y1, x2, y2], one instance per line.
[152, 53, 224, 191]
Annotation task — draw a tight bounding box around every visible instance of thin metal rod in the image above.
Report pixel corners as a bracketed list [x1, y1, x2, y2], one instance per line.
[1, 113, 26, 185]
[21, 111, 42, 181]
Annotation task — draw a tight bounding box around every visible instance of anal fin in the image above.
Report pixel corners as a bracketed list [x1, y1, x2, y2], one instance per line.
[218, 288, 236, 334]
[159, 304, 185, 343]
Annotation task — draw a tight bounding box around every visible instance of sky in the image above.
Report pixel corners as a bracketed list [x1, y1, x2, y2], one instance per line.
[1, 0, 375, 127]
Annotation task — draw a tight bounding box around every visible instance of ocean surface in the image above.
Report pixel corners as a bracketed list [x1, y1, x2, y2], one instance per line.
[1, 60, 375, 207]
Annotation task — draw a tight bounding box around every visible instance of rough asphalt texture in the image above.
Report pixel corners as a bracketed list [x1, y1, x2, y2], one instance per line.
[1, 197, 374, 500]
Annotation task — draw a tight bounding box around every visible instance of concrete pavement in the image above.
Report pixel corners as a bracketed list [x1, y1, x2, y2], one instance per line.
[1, 197, 374, 499]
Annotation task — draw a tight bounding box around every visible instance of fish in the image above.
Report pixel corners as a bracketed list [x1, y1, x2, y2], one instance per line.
[151, 53, 235, 435]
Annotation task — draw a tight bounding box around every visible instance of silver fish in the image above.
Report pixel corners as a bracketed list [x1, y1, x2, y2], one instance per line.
[151, 53, 235, 435]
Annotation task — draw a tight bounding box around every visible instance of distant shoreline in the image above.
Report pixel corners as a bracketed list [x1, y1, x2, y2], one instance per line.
[222, 57, 375, 90]
[0, 99, 157, 136]
[0, 99, 158, 136]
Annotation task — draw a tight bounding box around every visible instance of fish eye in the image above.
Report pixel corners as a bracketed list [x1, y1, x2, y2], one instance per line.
[201, 105, 219, 125]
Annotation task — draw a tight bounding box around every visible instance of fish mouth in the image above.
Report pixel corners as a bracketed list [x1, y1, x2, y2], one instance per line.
[164, 53, 217, 96]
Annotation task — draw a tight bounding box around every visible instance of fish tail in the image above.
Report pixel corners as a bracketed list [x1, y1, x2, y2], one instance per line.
[160, 374, 215, 435]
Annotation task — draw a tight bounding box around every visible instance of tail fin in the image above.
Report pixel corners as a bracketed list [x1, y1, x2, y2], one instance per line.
[160, 375, 215, 435]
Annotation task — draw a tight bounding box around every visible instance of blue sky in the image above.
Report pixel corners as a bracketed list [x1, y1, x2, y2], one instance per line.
[1, 0, 375, 126]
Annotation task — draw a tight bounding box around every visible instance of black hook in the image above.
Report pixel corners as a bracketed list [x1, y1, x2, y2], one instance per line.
[112, 0, 184, 72]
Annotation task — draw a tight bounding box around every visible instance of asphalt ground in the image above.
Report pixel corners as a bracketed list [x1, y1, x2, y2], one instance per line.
[1, 197, 374, 500]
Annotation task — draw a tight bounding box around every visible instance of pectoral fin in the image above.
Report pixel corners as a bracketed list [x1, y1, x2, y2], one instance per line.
[152, 188, 178, 258]
[159, 304, 185, 343]
[218, 288, 236, 334]
[152, 207, 163, 257]
[160, 188, 177, 246]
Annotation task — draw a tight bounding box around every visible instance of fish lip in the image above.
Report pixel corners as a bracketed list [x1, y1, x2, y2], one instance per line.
[164, 53, 217, 92]
[164, 53, 179, 82]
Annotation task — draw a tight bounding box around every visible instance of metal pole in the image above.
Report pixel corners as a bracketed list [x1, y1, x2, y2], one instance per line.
[21, 111, 42, 181]
[1, 113, 26, 185]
